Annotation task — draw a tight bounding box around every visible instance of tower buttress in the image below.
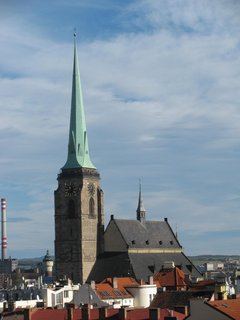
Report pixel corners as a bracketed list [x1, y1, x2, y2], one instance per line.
[54, 35, 104, 284]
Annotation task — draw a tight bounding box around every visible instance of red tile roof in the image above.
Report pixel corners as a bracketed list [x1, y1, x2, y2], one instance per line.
[100, 277, 141, 287]
[193, 279, 215, 287]
[29, 307, 186, 320]
[95, 277, 140, 300]
[189, 279, 215, 292]
[153, 267, 187, 290]
[208, 298, 240, 320]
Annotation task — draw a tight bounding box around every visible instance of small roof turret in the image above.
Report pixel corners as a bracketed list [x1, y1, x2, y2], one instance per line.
[43, 250, 53, 262]
[136, 181, 146, 222]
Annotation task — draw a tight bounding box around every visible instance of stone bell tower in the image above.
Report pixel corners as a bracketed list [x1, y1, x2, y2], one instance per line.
[54, 35, 104, 284]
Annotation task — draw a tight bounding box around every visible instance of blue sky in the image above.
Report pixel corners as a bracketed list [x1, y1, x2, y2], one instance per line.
[1, 0, 240, 258]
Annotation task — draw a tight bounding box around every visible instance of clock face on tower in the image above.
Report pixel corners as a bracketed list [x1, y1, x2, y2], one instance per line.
[64, 182, 77, 197]
[88, 183, 95, 196]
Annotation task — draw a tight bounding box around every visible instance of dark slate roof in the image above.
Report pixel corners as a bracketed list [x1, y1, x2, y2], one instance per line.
[89, 217, 201, 283]
[88, 252, 134, 283]
[88, 251, 201, 283]
[129, 251, 201, 280]
[73, 284, 108, 308]
[150, 290, 213, 309]
[112, 218, 182, 249]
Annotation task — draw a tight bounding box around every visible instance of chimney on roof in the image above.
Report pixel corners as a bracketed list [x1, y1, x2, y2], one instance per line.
[163, 261, 175, 269]
[113, 277, 118, 289]
[82, 304, 91, 320]
[149, 308, 161, 320]
[24, 308, 32, 320]
[67, 307, 73, 320]
[90, 280, 95, 290]
[8, 301, 16, 312]
[148, 276, 154, 285]
[99, 307, 109, 319]
[111, 214, 114, 220]
[164, 217, 168, 222]
[3, 302, 8, 312]
[118, 307, 127, 320]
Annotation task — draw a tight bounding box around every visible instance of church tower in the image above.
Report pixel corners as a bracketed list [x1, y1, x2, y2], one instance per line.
[54, 35, 104, 284]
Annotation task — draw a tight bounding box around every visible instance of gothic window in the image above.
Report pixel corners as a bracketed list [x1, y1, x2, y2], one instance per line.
[89, 197, 95, 218]
[68, 199, 76, 219]
[97, 188, 101, 216]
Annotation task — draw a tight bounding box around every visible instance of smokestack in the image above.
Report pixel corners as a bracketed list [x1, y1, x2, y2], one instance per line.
[1, 198, 7, 260]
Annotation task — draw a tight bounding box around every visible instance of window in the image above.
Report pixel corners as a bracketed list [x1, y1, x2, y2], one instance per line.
[55, 292, 63, 305]
[64, 291, 69, 298]
[68, 200, 75, 219]
[97, 188, 101, 217]
[113, 290, 122, 296]
[89, 197, 95, 217]
[100, 291, 110, 297]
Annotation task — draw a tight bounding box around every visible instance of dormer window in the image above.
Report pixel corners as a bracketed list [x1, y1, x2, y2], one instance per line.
[170, 240, 173, 245]
[132, 240, 135, 245]
[146, 240, 149, 245]
[159, 241, 162, 245]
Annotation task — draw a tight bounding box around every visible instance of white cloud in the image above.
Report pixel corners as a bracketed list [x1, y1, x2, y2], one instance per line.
[1, 0, 240, 256]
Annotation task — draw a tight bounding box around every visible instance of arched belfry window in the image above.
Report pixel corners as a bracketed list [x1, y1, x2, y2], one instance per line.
[89, 197, 95, 218]
[68, 199, 76, 219]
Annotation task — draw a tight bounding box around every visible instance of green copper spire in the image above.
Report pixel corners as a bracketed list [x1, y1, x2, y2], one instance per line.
[63, 35, 95, 169]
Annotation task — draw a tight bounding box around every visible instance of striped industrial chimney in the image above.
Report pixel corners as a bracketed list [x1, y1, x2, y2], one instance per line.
[1, 198, 7, 260]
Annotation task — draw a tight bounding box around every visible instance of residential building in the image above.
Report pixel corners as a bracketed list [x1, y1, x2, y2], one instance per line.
[94, 277, 157, 308]
[73, 283, 108, 308]
[41, 279, 79, 308]
[150, 291, 213, 316]
[94, 278, 134, 308]
[153, 262, 188, 291]
[204, 271, 229, 300]
[204, 262, 224, 272]
[0, 258, 18, 275]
